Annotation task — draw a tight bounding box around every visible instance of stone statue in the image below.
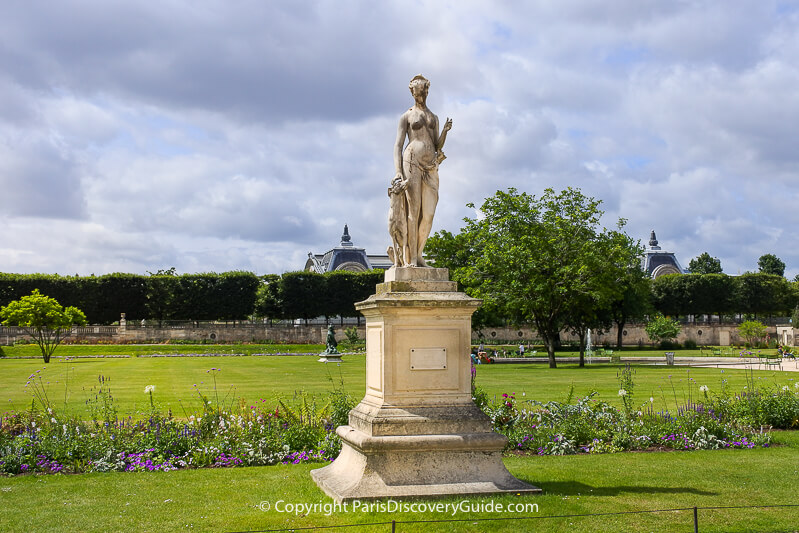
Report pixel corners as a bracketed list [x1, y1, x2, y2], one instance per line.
[322, 324, 339, 355]
[387, 175, 409, 267]
[392, 75, 451, 267]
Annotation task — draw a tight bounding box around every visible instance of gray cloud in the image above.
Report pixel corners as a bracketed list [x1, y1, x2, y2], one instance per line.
[0, 1, 409, 122]
[0, 137, 86, 219]
[0, 1, 797, 280]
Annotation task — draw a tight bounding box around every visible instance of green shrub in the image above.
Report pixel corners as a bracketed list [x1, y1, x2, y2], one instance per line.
[343, 326, 360, 344]
[684, 339, 697, 350]
[327, 389, 355, 428]
[738, 320, 767, 347]
[645, 314, 681, 346]
[659, 340, 682, 350]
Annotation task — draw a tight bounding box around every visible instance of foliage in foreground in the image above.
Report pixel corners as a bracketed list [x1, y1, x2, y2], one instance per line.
[0, 369, 355, 475]
[2, 365, 797, 476]
[475, 365, 796, 456]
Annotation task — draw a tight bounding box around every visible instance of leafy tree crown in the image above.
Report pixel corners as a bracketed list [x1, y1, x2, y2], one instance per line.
[688, 252, 722, 274]
[757, 254, 785, 277]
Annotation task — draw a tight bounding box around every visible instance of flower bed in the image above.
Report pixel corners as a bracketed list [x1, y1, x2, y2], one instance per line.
[1, 366, 797, 476]
[475, 366, 798, 456]
[0, 369, 354, 476]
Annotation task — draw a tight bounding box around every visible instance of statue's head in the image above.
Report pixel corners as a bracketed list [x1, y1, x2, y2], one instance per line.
[409, 75, 430, 98]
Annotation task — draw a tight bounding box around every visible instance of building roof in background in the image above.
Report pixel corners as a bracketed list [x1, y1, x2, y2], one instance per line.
[304, 225, 391, 273]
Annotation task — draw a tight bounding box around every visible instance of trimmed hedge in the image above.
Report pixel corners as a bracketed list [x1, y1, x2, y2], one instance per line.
[0, 272, 259, 324]
[0, 270, 383, 325]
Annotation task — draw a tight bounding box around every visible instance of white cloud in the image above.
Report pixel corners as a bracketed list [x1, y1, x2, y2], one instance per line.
[0, 0, 797, 281]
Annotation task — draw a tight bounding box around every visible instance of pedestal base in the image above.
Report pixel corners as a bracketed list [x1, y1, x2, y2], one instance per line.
[312, 396, 540, 501]
[311, 426, 540, 502]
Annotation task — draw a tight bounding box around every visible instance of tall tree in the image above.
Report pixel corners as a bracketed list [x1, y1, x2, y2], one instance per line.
[758, 254, 786, 277]
[455, 187, 639, 368]
[608, 259, 651, 349]
[563, 228, 645, 365]
[688, 252, 723, 274]
[0, 290, 87, 363]
[426, 229, 507, 331]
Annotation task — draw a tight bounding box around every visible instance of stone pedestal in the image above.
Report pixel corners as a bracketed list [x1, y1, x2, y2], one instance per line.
[311, 267, 540, 502]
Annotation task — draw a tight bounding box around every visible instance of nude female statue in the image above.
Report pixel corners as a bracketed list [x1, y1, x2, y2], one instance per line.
[393, 75, 451, 267]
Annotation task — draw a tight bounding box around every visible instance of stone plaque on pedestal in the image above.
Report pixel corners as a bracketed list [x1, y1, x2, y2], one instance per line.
[311, 267, 540, 501]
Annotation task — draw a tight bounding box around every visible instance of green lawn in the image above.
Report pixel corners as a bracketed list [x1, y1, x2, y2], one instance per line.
[1, 349, 796, 417]
[1, 353, 364, 418]
[0, 342, 327, 358]
[1, 431, 797, 532]
[2, 347, 799, 531]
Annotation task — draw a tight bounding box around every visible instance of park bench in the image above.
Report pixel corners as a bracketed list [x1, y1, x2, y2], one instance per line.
[758, 353, 782, 370]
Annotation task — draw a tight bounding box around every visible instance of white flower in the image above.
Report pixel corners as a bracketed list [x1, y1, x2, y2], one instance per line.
[47, 408, 52, 414]
[618, 389, 627, 397]
[144, 385, 155, 394]
[649, 397, 654, 403]
[699, 385, 709, 393]
[50, 417, 56, 424]
[782, 386, 790, 391]
[795, 383, 799, 390]
[31, 421, 36, 428]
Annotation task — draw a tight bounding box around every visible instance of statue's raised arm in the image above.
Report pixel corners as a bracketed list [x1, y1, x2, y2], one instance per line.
[389, 75, 451, 268]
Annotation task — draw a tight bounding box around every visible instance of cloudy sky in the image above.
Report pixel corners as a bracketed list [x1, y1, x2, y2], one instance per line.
[1, 1, 798, 279]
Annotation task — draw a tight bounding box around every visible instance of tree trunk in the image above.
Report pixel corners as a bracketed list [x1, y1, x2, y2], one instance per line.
[537, 319, 557, 368]
[616, 318, 626, 349]
[547, 343, 557, 368]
